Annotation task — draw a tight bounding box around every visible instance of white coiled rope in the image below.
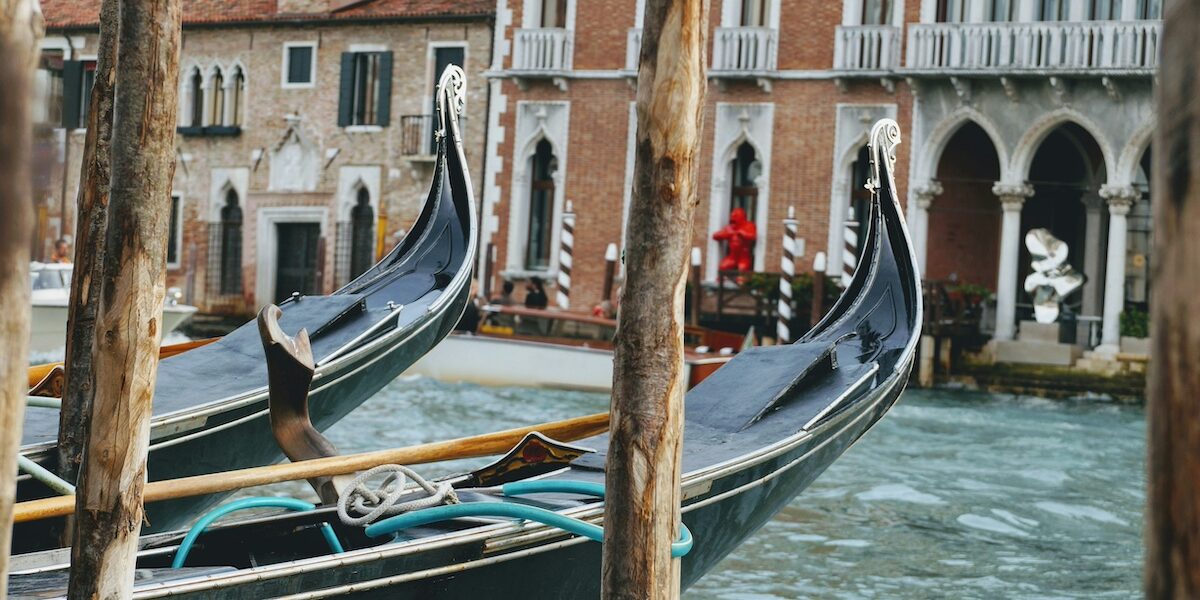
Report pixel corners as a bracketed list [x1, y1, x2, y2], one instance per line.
[336, 464, 459, 527]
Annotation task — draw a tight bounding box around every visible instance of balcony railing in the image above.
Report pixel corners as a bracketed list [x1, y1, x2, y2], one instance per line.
[400, 114, 467, 158]
[626, 28, 642, 71]
[906, 20, 1161, 72]
[712, 26, 778, 73]
[512, 28, 573, 72]
[833, 25, 901, 71]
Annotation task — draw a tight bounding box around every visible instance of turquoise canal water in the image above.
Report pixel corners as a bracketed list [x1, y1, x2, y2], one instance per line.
[268, 377, 1145, 599]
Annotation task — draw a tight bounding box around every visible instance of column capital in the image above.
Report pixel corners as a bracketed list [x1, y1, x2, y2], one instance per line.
[913, 180, 943, 210]
[1099, 183, 1138, 214]
[993, 182, 1033, 212]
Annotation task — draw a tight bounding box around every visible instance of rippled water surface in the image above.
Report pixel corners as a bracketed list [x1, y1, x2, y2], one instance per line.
[276, 378, 1145, 599]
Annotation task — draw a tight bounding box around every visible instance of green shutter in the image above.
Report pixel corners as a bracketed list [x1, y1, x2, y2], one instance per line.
[337, 53, 354, 127]
[62, 60, 83, 129]
[376, 52, 393, 127]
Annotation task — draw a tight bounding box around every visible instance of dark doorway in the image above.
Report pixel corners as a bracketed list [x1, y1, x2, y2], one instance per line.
[431, 47, 465, 153]
[275, 223, 321, 303]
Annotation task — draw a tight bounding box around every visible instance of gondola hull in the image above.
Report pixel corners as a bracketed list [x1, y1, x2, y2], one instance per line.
[9, 115, 915, 599]
[13, 66, 478, 553]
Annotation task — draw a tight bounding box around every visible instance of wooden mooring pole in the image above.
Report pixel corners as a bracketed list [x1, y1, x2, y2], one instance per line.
[58, 0, 118, 486]
[0, 1, 43, 594]
[1146, 1, 1200, 596]
[66, 0, 182, 597]
[602, 0, 708, 598]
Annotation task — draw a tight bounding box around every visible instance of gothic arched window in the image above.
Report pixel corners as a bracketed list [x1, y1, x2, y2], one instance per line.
[730, 141, 761, 222]
[229, 67, 245, 127]
[188, 68, 204, 127]
[525, 139, 557, 270]
[350, 187, 375, 279]
[219, 189, 243, 295]
[210, 68, 225, 127]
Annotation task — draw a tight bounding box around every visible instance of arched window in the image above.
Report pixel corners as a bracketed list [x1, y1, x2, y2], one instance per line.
[219, 189, 243, 295]
[189, 68, 204, 127]
[846, 144, 872, 256]
[740, 0, 768, 26]
[541, 0, 567, 27]
[229, 67, 245, 127]
[525, 139, 557, 270]
[350, 187, 375, 278]
[730, 142, 760, 222]
[210, 68, 225, 127]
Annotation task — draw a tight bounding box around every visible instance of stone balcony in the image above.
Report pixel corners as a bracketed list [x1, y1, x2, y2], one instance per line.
[833, 25, 902, 72]
[905, 20, 1160, 75]
[711, 26, 778, 74]
[512, 27, 573, 72]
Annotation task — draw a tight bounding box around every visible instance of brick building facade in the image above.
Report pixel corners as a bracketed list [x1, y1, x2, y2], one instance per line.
[36, 0, 493, 316]
[479, 0, 919, 314]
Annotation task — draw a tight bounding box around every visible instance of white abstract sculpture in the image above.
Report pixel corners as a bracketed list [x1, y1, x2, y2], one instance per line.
[1023, 228, 1086, 323]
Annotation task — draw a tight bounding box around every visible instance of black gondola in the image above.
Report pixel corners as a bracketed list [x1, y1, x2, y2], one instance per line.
[9, 114, 920, 598]
[13, 67, 479, 554]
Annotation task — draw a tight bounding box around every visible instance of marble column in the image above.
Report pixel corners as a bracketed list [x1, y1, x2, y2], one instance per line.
[992, 182, 1034, 341]
[911, 180, 943, 275]
[1097, 184, 1137, 354]
[1079, 193, 1105, 320]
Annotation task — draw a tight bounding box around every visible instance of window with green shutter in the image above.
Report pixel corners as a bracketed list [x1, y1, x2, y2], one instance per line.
[338, 51, 392, 127]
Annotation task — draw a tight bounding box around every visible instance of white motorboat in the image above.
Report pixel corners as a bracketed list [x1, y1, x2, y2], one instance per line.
[29, 262, 198, 357]
[406, 305, 740, 392]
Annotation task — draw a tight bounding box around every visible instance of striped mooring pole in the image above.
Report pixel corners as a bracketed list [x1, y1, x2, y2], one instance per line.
[842, 205, 859, 286]
[556, 200, 575, 309]
[778, 206, 799, 344]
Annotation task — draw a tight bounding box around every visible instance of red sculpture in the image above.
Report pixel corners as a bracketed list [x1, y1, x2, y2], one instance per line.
[712, 207, 757, 272]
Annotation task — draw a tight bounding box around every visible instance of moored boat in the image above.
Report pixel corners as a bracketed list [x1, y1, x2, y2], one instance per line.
[8, 118, 919, 598]
[28, 262, 198, 358]
[408, 305, 743, 391]
[13, 66, 478, 553]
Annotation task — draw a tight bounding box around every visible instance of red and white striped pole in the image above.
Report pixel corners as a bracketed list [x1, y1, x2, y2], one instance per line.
[556, 200, 574, 309]
[778, 206, 798, 344]
[842, 205, 859, 286]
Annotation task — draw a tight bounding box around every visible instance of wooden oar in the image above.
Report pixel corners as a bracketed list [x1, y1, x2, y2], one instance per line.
[26, 337, 219, 389]
[13, 411, 609, 524]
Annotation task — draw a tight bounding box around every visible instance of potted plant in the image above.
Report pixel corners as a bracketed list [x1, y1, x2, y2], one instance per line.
[1119, 307, 1150, 355]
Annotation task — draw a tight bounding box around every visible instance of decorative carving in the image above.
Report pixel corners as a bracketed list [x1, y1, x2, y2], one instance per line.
[949, 76, 972, 104]
[1023, 228, 1086, 324]
[905, 77, 920, 101]
[1000, 77, 1020, 103]
[1048, 77, 1071, 106]
[992, 181, 1035, 202]
[1099, 183, 1138, 215]
[460, 432, 594, 487]
[913, 180, 943, 210]
[865, 118, 901, 195]
[1101, 76, 1121, 102]
[879, 78, 895, 94]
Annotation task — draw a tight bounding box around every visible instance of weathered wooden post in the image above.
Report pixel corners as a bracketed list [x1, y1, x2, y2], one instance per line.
[0, 0, 43, 591]
[556, 200, 575, 309]
[1147, 1, 1200, 596]
[601, 243, 618, 305]
[689, 247, 701, 326]
[811, 251, 826, 327]
[777, 206, 798, 344]
[603, 0, 708, 597]
[59, 0, 118, 485]
[67, 0, 182, 597]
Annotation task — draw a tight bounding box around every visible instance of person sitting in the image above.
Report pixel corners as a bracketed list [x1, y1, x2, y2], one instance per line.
[455, 279, 482, 333]
[524, 276, 548, 309]
[712, 207, 756, 273]
[50, 238, 72, 264]
[490, 280, 516, 306]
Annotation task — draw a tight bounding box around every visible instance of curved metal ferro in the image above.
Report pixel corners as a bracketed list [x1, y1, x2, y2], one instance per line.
[866, 118, 902, 195]
[436, 64, 467, 140]
[258, 304, 344, 504]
